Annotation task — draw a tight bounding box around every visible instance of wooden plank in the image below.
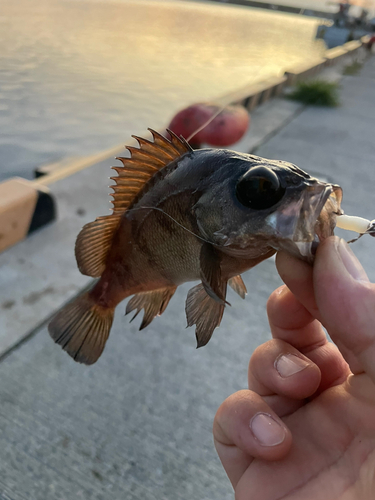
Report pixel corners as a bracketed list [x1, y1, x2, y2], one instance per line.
[0, 179, 38, 252]
[33, 144, 124, 187]
[0, 142, 130, 254]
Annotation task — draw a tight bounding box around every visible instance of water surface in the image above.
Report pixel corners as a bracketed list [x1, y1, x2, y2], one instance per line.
[0, 0, 325, 179]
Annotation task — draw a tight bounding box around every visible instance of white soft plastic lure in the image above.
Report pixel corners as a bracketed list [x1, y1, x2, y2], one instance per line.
[336, 214, 375, 242]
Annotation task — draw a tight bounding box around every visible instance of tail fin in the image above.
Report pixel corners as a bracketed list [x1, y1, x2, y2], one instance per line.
[48, 292, 114, 365]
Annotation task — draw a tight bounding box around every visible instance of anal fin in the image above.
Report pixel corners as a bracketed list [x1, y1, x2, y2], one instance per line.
[228, 275, 247, 299]
[125, 286, 177, 330]
[185, 282, 227, 348]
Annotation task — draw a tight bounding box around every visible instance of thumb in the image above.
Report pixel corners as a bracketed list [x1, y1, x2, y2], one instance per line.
[313, 236, 375, 380]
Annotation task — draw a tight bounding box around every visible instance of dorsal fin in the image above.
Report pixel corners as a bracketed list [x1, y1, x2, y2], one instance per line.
[110, 128, 192, 215]
[75, 129, 192, 278]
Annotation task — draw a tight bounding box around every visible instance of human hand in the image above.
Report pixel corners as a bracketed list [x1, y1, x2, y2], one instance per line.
[213, 236, 375, 500]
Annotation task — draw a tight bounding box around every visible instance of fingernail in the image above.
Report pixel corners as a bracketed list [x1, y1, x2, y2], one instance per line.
[250, 413, 286, 446]
[275, 353, 310, 378]
[336, 239, 369, 283]
[275, 285, 288, 296]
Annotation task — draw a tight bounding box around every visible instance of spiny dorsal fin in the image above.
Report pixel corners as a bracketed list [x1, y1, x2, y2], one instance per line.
[110, 128, 192, 215]
[75, 129, 191, 278]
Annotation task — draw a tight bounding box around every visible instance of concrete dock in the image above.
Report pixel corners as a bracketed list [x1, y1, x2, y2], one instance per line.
[0, 57, 375, 499]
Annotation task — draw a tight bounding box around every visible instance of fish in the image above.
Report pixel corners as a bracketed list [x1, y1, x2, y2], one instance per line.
[48, 129, 343, 365]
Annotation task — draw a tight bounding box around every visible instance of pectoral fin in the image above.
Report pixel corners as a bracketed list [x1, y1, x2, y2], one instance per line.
[228, 275, 247, 299]
[200, 243, 230, 305]
[185, 282, 227, 348]
[126, 286, 177, 330]
[75, 214, 121, 278]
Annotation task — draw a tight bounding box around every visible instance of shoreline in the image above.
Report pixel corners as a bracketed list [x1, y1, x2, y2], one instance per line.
[203, 0, 334, 18]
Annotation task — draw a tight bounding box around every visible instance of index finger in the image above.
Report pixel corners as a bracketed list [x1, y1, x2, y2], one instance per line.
[275, 252, 321, 322]
[268, 251, 326, 351]
[268, 253, 350, 390]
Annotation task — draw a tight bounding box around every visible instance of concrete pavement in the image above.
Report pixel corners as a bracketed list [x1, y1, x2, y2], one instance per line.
[0, 56, 374, 499]
[0, 96, 304, 357]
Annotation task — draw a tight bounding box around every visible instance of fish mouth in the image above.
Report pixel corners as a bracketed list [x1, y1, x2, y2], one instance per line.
[271, 181, 343, 262]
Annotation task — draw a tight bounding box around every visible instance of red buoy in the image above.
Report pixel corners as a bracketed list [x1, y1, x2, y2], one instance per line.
[168, 103, 249, 148]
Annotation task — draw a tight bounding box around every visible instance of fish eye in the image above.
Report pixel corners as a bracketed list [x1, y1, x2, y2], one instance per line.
[235, 166, 285, 210]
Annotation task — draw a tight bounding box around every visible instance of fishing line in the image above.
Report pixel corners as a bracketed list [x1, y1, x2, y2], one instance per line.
[186, 105, 227, 143]
[127, 206, 218, 246]
[124, 107, 231, 245]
